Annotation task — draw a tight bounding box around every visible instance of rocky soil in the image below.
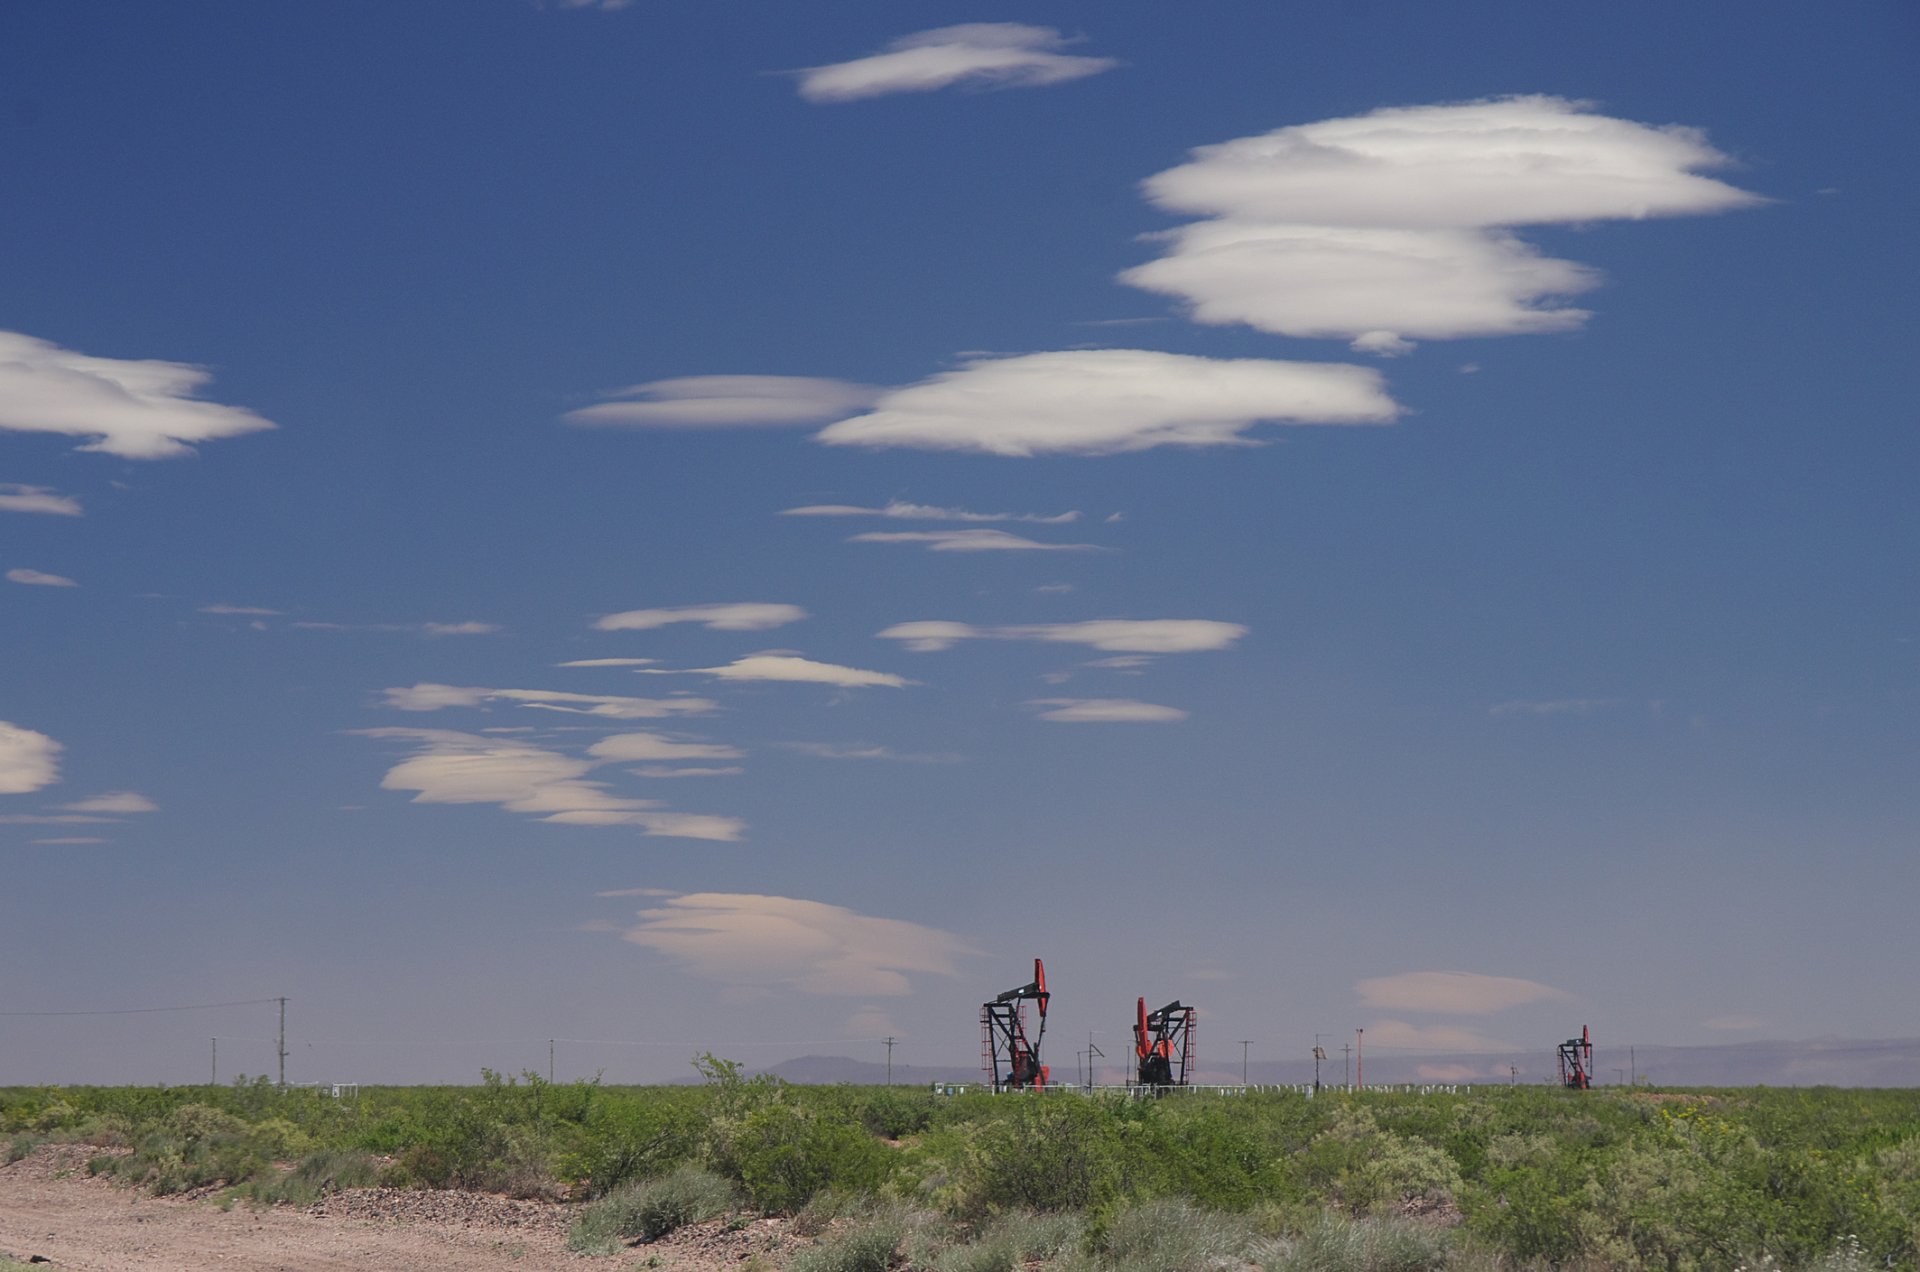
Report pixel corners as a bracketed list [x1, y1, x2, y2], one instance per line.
[0, 1145, 801, 1272]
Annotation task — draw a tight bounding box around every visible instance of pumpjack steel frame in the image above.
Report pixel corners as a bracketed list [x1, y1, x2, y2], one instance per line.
[1134, 998, 1196, 1087]
[1558, 1025, 1593, 1089]
[981, 958, 1051, 1091]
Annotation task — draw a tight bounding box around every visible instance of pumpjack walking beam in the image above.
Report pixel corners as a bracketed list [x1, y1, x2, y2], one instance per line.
[981, 958, 1051, 1091]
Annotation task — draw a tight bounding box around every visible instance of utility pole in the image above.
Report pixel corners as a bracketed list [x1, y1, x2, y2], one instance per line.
[1087, 1036, 1104, 1091]
[1630, 1045, 1636, 1086]
[1355, 1028, 1364, 1092]
[1313, 1039, 1327, 1092]
[276, 997, 287, 1088]
[884, 1037, 896, 1086]
[1342, 1042, 1352, 1089]
[1509, 1065, 1517, 1087]
[211, 1038, 217, 1086]
[549, 1039, 555, 1084]
[1239, 1039, 1252, 1086]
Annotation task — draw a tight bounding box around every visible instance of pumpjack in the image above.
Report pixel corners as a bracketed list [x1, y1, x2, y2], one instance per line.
[1557, 1025, 1593, 1089]
[1134, 998, 1196, 1087]
[981, 958, 1050, 1090]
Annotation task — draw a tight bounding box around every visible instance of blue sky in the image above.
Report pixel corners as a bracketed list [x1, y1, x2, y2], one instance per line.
[2, 1, 1916, 1085]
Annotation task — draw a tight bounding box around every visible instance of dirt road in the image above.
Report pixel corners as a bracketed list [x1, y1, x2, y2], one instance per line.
[0, 1145, 694, 1271]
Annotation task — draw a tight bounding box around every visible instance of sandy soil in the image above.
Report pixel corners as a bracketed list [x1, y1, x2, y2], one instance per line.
[0, 1145, 800, 1272]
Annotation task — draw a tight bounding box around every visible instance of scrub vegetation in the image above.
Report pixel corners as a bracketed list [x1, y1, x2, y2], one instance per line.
[5, 1061, 1919, 1270]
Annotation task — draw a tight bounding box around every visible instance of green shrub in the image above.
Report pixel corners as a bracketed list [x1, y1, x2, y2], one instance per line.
[726, 1103, 892, 1214]
[568, 1165, 737, 1253]
[239, 1149, 383, 1208]
[958, 1098, 1121, 1216]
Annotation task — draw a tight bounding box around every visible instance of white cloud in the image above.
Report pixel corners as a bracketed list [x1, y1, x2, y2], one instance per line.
[1360, 1019, 1510, 1052]
[355, 727, 742, 840]
[32, 837, 106, 845]
[200, 603, 281, 616]
[781, 499, 1079, 524]
[648, 655, 911, 689]
[817, 349, 1398, 455]
[555, 658, 658, 668]
[0, 721, 61, 794]
[633, 766, 744, 779]
[0, 814, 111, 825]
[1356, 971, 1569, 1015]
[596, 886, 676, 898]
[794, 24, 1118, 104]
[380, 683, 717, 719]
[58, 791, 158, 814]
[850, 529, 1098, 553]
[615, 892, 975, 996]
[585, 732, 743, 763]
[878, 618, 1246, 654]
[7, 568, 76, 588]
[593, 603, 807, 633]
[0, 330, 276, 459]
[1124, 96, 1763, 352]
[0, 484, 82, 516]
[567, 376, 879, 429]
[1026, 697, 1189, 723]
[420, 621, 499, 637]
[1489, 698, 1617, 717]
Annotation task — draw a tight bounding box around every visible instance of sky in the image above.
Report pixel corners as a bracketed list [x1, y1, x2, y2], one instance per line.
[2, 1, 1916, 1086]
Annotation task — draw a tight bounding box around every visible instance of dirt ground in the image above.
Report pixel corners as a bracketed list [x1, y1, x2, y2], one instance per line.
[0, 1145, 801, 1272]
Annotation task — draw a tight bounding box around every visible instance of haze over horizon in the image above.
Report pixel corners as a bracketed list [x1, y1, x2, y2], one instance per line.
[3, 2, 1916, 1086]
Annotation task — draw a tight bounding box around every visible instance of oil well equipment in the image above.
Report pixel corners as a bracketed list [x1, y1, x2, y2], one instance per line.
[982, 958, 1050, 1091]
[1134, 997, 1197, 1087]
[1558, 1025, 1594, 1089]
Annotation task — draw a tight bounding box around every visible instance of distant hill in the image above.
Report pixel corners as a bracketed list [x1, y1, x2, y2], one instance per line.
[755, 1037, 1920, 1088]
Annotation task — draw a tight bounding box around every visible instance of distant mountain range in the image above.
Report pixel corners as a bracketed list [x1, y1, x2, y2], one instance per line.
[761, 1037, 1920, 1088]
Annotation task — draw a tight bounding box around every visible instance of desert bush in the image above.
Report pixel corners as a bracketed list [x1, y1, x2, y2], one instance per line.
[1300, 1106, 1461, 1218]
[1097, 1197, 1262, 1272]
[238, 1148, 382, 1208]
[956, 1097, 1121, 1216]
[567, 1165, 738, 1253]
[791, 1216, 905, 1272]
[721, 1101, 892, 1213]
[1266, 1214, 1447, 1272]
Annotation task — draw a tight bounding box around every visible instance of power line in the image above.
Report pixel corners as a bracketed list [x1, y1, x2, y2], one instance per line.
[0, 997, 282, 1018]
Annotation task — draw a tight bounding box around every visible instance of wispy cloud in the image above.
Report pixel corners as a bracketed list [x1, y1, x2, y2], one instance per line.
[0, 721, 61, 794]
[420, 621, 500, 637]
[0, 483, 82, 516]
[32, 837, 106, 845]
[555, 658, 658, 668]
[781, 499, 1079, 524]
[0, 330, 276, 459]
[1356, 970, 1569, 1015]
[793, 24, 1118, 104]
[645, 654, 911, 689]
[849, 529, 1098, 553]
[380, 683, 717, 719]
[879, 618, 1246, 654]
[613, 891, 975, 995]
[1489, 698, 1618, 717]
[354, 727, 743, 840]
[200, 603, 282, 616]
[567, 376, 879, 429]
[7, 568, 76, 588]
[593, 603, 807, 633]
[815, 350, 1398, 455]
[780, 742, 963, 763]
[1026, 697, 1188, 723]
[1124, 96, 1763, 354]
[585, 732, 743, 763]
[57, 791, 158, 814]
[633, 766, 744, 779]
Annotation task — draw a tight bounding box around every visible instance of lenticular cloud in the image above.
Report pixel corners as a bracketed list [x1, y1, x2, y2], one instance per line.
[1123, 96, 1763, 353]
[816, 349, 1398, 456]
